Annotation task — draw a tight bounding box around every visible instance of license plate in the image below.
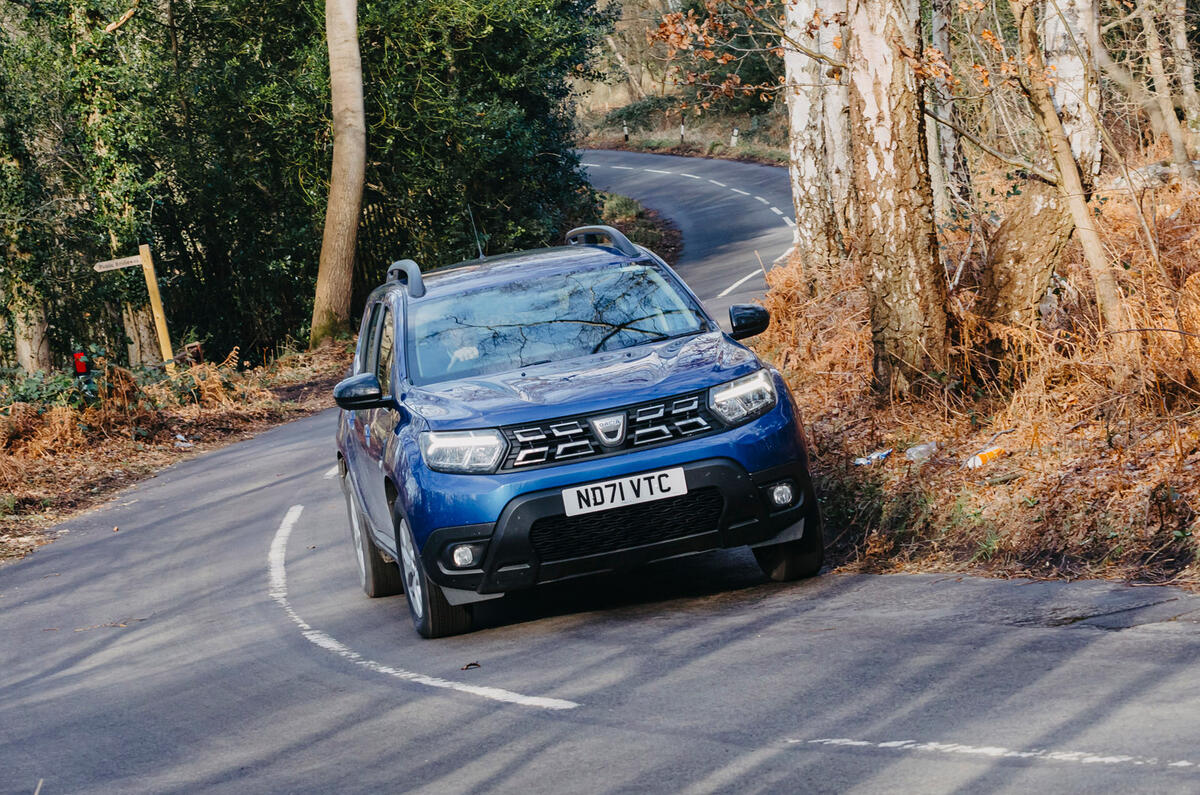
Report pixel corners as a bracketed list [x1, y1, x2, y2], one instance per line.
[562, 467, 687, 517]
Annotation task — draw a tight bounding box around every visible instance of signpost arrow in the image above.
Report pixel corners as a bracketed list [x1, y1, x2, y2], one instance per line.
[93, 246, 175, 368]
[93, 255, 142, 273]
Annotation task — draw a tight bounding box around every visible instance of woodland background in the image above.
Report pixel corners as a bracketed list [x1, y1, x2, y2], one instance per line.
[4, 0, 1200, 580]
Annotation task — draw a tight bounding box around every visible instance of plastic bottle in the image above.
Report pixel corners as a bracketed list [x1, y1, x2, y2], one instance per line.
[853, 448, 893, 466]
[905, 441, 938, 464]
[966, 446, 1005, 470]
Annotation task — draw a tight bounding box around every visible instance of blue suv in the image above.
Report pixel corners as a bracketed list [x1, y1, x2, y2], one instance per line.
[334, 226, 823, 637]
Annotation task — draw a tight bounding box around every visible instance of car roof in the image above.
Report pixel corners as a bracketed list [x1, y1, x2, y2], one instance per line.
[415, 245, 649, 298]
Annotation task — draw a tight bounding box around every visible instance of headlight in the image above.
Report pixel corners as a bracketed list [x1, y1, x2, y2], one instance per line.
[419, 429, 507, 473]
[708, 369, 777, 425]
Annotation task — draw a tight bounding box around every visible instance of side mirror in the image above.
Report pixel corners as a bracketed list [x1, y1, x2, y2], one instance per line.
[333, 372, 390, 411]
[729, 304, 770, 340]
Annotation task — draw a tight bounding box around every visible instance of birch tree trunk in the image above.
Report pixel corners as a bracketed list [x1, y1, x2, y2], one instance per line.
[1011, 0, 1137, 369]
[1167, 0, 1200, 151]
[821, 0, 855, 242]
[1042, 0, 1101, 180]
[310, 0, 366, 347]
[929, 0, 969, 215]
[782, 0, 839, 285]
[1139, 1, 1198, 183]
[847, 0, 948, 394]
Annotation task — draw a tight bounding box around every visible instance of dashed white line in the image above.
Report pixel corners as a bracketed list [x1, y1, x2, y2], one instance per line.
[322, 465, 339, 480]
[583, 161, 793, 235]
[268, 505, 579, 711]
[795, 738, 1197, 773]
[718, 269, 765, 297]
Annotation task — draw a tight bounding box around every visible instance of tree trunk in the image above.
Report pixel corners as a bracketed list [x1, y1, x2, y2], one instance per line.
[847, 0, 949, 394]
[12, 289, 52, 374]
[122, 302, 160, 367]
[822, 0, 855, 245]
[1167, 0, 1200, 151]
[605, 35, 646, 101]
[978, 178, 1074, 327]
[1042, 0, 1102, 181]
[1011, 0, 1137, 369]
[1078, 1, 1169, 137]
[782, 0, 840, 286]
[310, 0, 366, 347]
[925, 89, 950, 221]
[977, 0, 1100, 331]
[929, 0, 969, 214]
[1139, 1, 1198, 183]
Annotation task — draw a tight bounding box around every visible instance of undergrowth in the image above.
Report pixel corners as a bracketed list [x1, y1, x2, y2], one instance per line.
[0, 341, 352, 561]
[758, 174, 1200, 588]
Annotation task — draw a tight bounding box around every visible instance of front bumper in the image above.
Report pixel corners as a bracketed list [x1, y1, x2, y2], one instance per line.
[420, 457, 818, 595]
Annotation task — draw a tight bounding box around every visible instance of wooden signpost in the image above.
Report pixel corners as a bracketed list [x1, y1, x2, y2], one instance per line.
[94, 244, 175, 367]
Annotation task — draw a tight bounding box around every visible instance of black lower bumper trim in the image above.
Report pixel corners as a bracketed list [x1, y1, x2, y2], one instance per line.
[420, 457, 817, 594]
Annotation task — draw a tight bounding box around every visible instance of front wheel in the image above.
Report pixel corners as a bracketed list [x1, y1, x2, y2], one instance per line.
[754, 505, 825, 582]
[343, 470, 403, 598]
[394, 507, 472, 638]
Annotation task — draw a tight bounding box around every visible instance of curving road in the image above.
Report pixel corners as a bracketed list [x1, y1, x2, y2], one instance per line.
[3, 152, 1200, 794]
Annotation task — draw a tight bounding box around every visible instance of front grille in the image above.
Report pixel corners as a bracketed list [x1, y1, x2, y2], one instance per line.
[500, 391, 720, 470]
[529, 487, 724, 562]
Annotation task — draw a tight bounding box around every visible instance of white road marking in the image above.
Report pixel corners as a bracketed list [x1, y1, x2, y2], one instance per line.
[795, 738, 1197, 772]
[730, 188, 751, 196]
[718, 269, 765, 297]
[322, 466, 339, 480]
[644, 168, 672, 175]
[268, 505, 579, 711]
[769, 206, 784, 215]
[708, 179, 727, 187]
[610, 165, 634, 170]
[783, 217, 796, 227]
[680, 173, 701, 179]
[754, 196, 771, 205]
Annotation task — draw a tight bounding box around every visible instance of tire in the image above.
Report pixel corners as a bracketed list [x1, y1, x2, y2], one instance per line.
[753, 503, 825, 582]
[394, 506, 472, 638]
[342, 469, 404, 598]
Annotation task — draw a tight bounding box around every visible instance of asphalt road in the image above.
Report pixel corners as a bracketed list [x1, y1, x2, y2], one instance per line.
[3, 151, 1200, 794]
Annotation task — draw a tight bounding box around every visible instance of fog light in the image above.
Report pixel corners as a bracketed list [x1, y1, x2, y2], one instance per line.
[451, 544, 476, 568]
[768, 482, 795, 508]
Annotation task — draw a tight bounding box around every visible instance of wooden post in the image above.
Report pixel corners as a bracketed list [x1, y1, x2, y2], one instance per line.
[138, 244, 175, 366]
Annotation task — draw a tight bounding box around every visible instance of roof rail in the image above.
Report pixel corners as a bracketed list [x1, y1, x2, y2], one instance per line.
[386, 259, 426, 298]
[564, 225, 640, 259]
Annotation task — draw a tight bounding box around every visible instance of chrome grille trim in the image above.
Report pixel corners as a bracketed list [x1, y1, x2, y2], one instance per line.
[499, 389, 722, 470]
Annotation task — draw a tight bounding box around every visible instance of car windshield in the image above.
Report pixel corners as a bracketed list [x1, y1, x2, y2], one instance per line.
[406, 261, 709, 385]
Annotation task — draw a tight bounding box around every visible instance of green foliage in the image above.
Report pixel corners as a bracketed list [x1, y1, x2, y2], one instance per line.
[602, 96, 677, 133]
[0, 369, 87, 409]
[1, 0, 608, 365]
[351, 0, 611, 301]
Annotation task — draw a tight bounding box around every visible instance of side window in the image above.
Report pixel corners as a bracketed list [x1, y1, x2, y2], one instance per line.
[376, 307, 394, 396]
[356, 303, 382, 375]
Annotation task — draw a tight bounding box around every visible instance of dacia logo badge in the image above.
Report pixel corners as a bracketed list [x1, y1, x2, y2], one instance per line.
[588, 413, 627, 447]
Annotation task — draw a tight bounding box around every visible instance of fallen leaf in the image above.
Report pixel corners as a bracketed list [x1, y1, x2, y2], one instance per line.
[461, 661, 481, 671]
